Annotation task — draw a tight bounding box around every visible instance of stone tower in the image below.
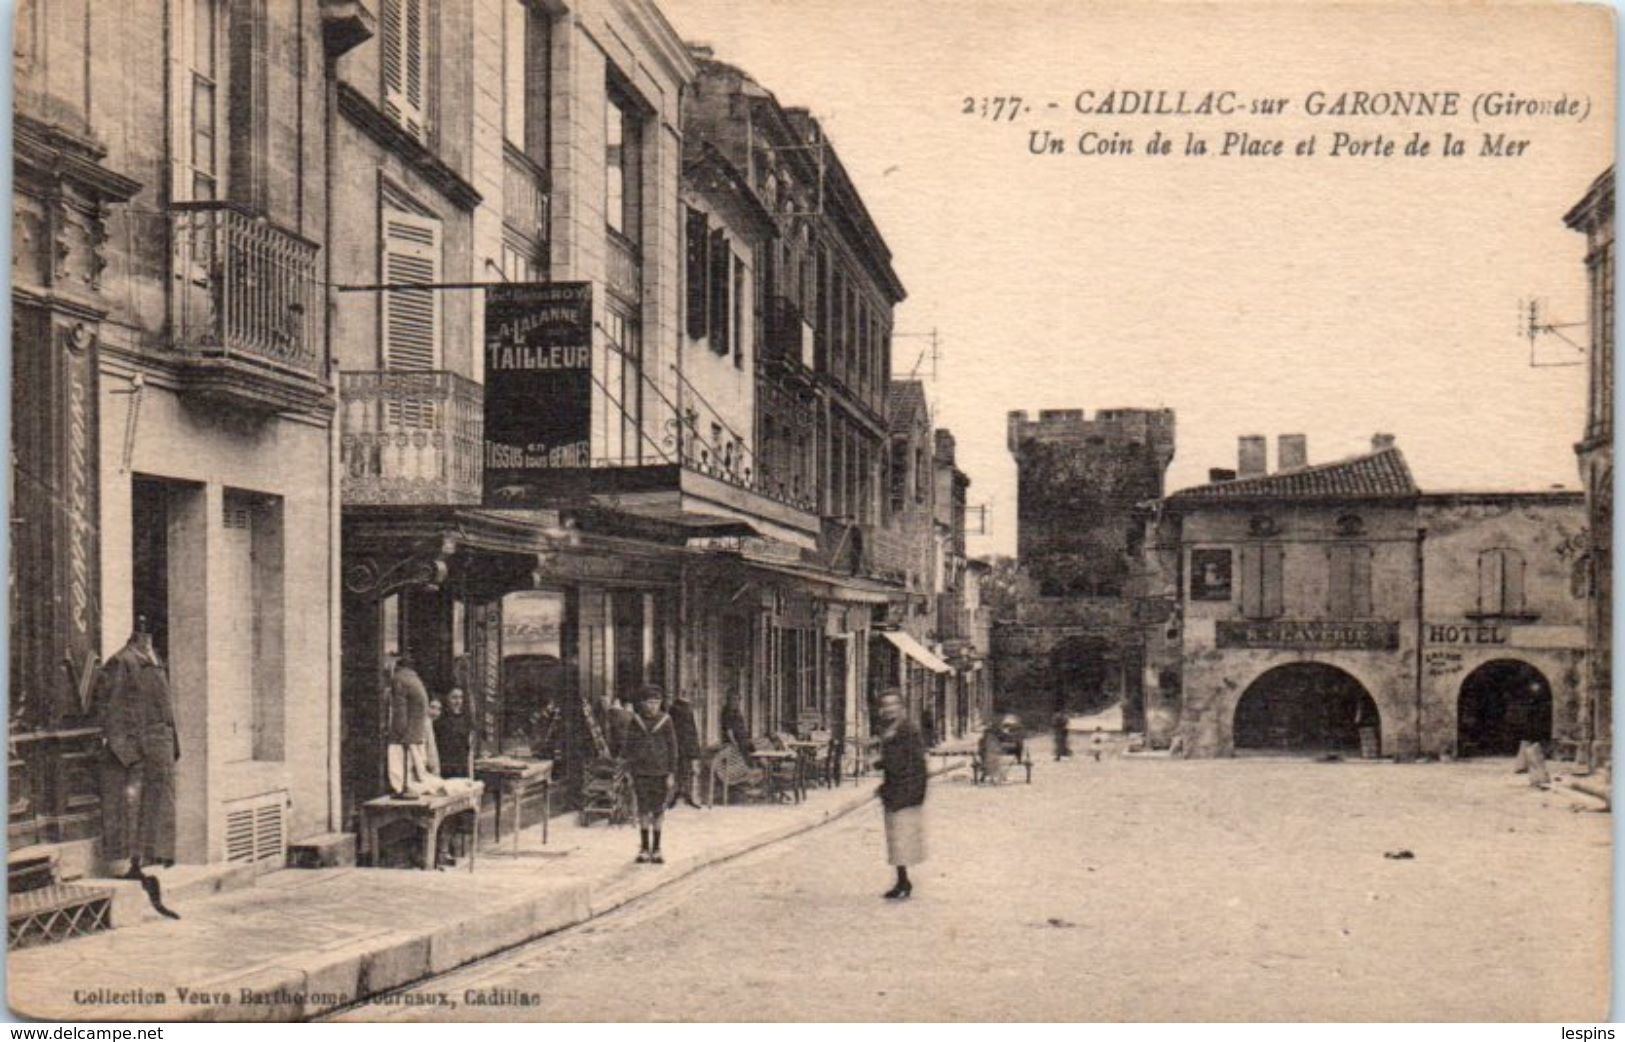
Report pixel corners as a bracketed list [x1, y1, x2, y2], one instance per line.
[996, 408, 1176, 725]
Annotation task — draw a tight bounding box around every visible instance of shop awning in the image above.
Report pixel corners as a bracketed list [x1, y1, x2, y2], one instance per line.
[880, 630, 952, 674]
[727, 559, 898, 605]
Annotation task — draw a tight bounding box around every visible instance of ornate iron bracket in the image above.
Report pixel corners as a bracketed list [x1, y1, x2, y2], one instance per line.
[343, 532, 458, 599]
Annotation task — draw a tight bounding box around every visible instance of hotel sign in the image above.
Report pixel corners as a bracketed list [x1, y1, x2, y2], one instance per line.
[482, 282, 593, 505]
[1215, 619, 1400, 651]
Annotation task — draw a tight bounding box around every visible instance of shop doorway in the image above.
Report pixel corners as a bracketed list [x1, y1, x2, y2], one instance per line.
[1233, 663, 1378, 753]
[1457, 660, 1552, 757]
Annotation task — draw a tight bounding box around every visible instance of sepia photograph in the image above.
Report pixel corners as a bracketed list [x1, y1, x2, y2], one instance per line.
[4, 0, 1617, 1025]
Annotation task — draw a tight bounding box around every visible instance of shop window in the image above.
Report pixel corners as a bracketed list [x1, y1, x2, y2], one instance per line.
[1326, 544, 1373, 619]
[1239, 544, 1284, 619]
[500, 590, 567, 758]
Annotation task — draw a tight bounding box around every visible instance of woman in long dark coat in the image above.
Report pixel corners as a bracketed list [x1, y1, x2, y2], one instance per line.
[876, 691, 927, 899]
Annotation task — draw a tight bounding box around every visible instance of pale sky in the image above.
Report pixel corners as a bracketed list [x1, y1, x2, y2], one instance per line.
[662, 0, 1615, 557]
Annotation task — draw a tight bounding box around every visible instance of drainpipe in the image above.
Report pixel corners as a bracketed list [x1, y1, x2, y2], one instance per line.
[323, 41, 342, 834]
[1414, 525, 1427, 759]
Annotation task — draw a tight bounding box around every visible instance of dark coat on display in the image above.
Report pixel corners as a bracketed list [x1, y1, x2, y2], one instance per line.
[879, 720, 928, 813]
[619, 712, 679, 777]
[94, 638, 180, 865]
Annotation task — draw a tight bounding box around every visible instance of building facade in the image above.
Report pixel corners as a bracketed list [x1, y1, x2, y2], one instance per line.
[12, 0, 351, 869]
[1146, 435, 1587, 759]
[1565, 167, 1613, 768]
[996, 407, 1176, 726]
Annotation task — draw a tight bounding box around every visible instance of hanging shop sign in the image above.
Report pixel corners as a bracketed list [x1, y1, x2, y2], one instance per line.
[1215, 619, 1399, 651]
[483, 282, 593, 505]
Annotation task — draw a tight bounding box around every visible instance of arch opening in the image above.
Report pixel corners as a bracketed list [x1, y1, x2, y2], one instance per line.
[1456, 659, 1552, 757]
[1233, 663, 1379, 753]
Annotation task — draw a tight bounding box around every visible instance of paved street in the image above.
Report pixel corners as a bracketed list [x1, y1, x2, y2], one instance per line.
[339, 742, 1610, 1022]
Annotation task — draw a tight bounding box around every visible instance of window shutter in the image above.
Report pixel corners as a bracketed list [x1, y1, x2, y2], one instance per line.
[1502, 550, 1525, 614]
[732, 255, 745, 367]
[1478, 549, 1504, 614]
[685, 207, 709, 339]
[380, 0, 427, 140]
[1261, 544, 1284, 618]
[382, 209, 441, 372]
[1239, 545, 1260, 617]
[403, 0, 426, 138]
[708, 229, 730, 356]
[1351, 545, 1373, 618]
[1327, 546, 1351, 619]
[380, 0, 405, 124]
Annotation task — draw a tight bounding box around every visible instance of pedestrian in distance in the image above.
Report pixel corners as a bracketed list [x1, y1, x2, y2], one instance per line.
[1052, 707, 1072, 761]
[435, 687, 475, 779]
[876, 690, 927, 899]
[620, 685, 679, 864]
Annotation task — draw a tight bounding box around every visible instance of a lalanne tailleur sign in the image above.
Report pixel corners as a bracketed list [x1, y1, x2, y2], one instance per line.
[482, 282, 593, 505]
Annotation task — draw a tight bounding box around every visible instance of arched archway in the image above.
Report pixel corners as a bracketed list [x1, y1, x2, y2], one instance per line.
[1457, 659, 1552, 757]
[1233, 663, 1379, 753]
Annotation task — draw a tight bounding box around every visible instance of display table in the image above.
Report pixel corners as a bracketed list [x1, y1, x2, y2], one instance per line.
[475, 757, 553, 850]
[359, 783, 483, 871]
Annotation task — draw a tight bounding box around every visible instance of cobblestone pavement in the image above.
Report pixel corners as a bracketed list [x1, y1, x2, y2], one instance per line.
[340, 749, 1611, 1022]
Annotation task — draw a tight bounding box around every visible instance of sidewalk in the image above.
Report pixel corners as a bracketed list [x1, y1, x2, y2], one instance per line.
[9, 756, 969, 1023]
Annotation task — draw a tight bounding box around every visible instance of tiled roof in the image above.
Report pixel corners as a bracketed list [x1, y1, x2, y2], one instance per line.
[1164, 447, 1419, 505]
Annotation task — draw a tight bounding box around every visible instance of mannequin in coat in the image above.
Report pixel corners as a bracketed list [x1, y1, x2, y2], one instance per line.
[93, 616, 182, 917]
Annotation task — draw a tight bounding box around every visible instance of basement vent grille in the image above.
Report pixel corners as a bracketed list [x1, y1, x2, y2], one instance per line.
[223, 793, 286, 869]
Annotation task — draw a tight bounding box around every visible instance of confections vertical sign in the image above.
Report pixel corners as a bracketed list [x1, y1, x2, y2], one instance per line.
[482, 281, 593, 504]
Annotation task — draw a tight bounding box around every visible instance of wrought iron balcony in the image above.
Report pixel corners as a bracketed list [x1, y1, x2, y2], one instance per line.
[340, 370, 484, 506]
[170, 202, 323, 381]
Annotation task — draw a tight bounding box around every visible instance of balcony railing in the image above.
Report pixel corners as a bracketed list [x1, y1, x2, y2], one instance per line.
[340, 370, 484, 506]
[605, 228, 642, 303]
[667, 404, 819, 515]
[170, 202, 322, 378]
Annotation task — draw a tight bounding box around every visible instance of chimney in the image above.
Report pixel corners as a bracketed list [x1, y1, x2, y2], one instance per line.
[1208, 467, 1237, 484]
[1371, 432, 1396, 452]
[1278, 434, 1308, 471]
[1238, 435, 1267, 478]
